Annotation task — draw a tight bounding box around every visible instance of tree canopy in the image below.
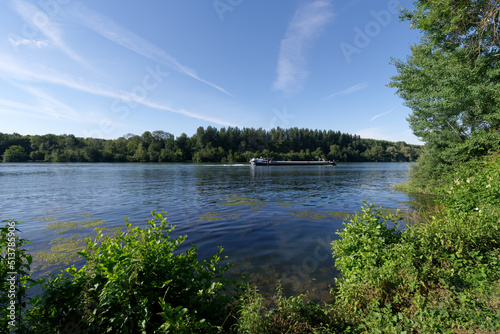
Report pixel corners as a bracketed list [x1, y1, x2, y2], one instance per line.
[389, 0, 500, 190]
[401, 0, 500, 55]
[2, 145, 28, 162]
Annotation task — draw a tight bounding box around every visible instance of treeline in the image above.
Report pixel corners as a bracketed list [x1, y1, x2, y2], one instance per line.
[0, 127, 421, 163]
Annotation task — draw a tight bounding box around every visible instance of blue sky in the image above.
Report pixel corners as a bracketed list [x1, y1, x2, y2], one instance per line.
[0, 0, 422, 144]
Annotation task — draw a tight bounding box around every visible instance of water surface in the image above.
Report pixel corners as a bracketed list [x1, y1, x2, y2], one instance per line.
[0, 162, 412, 300]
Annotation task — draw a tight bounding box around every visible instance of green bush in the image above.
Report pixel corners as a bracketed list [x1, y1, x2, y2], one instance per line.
[237, 286, 343, 334]
[2, 145, 28, 162]
[331, 205, 420, 331]
[331, 154, 500, 333]
[27, 212, 240, 333]
[436, 154, 500, 213]
[400, 146, 450, 194]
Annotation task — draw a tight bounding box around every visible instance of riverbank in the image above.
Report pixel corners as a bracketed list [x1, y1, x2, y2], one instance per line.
[330, 153, 500, 332]
[2, 155, 498, 332]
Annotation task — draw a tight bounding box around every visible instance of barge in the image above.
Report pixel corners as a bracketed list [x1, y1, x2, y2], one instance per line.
[250, 157, 336, 166]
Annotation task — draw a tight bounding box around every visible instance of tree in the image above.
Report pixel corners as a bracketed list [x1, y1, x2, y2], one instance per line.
[141, 131, 153, 149]
[3, 145, 28, 162]
[389, 0, 500, 189]
[132, 143, 149, 162]
[390, 43, 500, 151]
[148, 141, 162, 162]
[328, 144, 341, 161]
[195, 126, 205, 150]
[362, 145, 384, 162]
[401, 0, 500, 57]
[312, 147, 324, 160]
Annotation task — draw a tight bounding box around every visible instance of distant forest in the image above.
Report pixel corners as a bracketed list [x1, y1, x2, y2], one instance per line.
[0, 127, 421, 163]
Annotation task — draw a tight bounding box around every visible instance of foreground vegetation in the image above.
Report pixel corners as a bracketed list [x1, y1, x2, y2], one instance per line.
[0, 127, 420, 163]
[330, 154, 500, 333]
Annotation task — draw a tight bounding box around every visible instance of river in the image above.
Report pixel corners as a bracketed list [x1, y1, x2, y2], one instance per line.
[0, 162, 412, 301]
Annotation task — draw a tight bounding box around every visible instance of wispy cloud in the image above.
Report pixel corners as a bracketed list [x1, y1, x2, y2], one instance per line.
[273, 0, 334, 95]
[0, 54, 239, 127]
[0, 98, 45, 114]
[8, 38, 50, 49]
[0, 96, 76, 121]
[63, 1, 233, 97]
[0, 53, 119, 97]
[355, 127, 390, 141]
[136, 100, 239, 127]
[17, 85, 81, 121]
[324, 82, 368, 99]
[369, 107, 394, 122]
[0, 96, 123, 129]
[10, 0, 93, 70]
[355, 127, 422, 145]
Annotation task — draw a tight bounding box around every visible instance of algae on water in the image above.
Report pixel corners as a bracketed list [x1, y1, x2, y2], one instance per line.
[31, 215, 122, 275]
[221, 195, 265, 209]
[43, 219, 104, 233]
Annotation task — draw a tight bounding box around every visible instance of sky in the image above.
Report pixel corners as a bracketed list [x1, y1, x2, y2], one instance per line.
[0, 0, 423, 144]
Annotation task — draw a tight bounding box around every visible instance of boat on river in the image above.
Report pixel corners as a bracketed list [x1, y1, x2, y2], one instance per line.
[250, 157, 336, 166]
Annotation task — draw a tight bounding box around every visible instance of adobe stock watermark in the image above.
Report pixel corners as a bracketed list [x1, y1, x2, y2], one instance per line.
[270, 106, 295, 129]
[4, 220, 19, 330]
[213, 0, 243, 21]
[82, 64, 169, 139]
[339, 0, 400, 63]
[8, 0, 72, 54]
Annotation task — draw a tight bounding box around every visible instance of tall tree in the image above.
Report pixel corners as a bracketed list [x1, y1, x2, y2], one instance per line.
[389, 0, 500, 189]
[2, 145, 28, 162]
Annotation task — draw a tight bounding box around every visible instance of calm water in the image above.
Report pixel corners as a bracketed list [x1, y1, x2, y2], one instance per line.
[0, 162, 412, 300]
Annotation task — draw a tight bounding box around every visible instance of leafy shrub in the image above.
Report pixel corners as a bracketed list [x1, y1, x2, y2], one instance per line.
[331, 205, 420, 330]
[27, 212, 239, 333]
[237, 285, 343, 334]
[331, 153, 500, 333]
[402, 146, 450, 194]
[436, 153, 500, 212]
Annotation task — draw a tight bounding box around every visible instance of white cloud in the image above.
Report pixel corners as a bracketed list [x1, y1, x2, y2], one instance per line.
[355, 127, 422, 145]
[0, 54, 239, 127]
[273, 0, 334, 95]
[0, 98, 44, 114]
[369, 107, 394, 122]
[8, 38, 50, 49]
[10, 0, 93, 70]
[355, 127, 390, 141]
[17, 85, 81, 121]
[324, 82, 368, 99]
[0, 95, 80, 124]
[63, 1, 233, 97]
